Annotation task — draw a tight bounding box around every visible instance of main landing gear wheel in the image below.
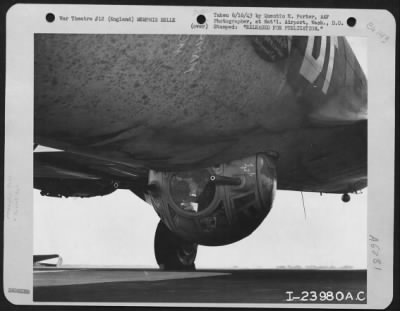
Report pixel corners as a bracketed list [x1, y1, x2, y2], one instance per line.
[341, 193, 351, 203]
[154, 221, 198, 271]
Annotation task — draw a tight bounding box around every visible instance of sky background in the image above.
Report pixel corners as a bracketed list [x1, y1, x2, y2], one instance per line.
[33, 37, 367, 269]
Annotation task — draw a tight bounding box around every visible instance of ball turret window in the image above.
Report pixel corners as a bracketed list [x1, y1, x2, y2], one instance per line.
[169, 169, 216, 213]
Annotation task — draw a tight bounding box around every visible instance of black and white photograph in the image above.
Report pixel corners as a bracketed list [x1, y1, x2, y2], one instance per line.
[32, 33, 368, 303]
[3, 4, 396, 308]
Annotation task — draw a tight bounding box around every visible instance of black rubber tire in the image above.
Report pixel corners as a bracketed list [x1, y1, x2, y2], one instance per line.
[154, 221, 197, 271]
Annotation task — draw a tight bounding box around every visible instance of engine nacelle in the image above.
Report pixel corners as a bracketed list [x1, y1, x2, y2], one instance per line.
[34, 178, 118, 198]
[147, 154, 277, 246]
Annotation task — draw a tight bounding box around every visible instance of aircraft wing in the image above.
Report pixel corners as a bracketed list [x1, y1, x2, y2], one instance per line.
[34, 150, 149, 199]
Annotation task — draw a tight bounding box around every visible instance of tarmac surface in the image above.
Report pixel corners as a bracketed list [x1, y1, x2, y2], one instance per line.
[33, 268, 367, 304]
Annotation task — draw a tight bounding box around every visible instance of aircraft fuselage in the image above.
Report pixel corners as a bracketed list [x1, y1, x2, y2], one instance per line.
[34, 35, 367, 193]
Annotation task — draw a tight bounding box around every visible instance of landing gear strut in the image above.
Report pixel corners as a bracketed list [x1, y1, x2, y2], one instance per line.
[154, 221, 197, 271]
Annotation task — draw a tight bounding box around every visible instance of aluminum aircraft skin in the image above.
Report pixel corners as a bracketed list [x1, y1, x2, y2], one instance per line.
[34, 35, 366, 195]
[34, 35, 366, 267]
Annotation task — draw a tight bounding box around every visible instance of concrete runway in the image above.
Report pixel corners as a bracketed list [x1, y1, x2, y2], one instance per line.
[33, 268, 367, 304]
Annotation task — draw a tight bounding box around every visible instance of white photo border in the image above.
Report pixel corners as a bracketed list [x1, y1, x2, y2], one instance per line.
[4, 4, 396, 308]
